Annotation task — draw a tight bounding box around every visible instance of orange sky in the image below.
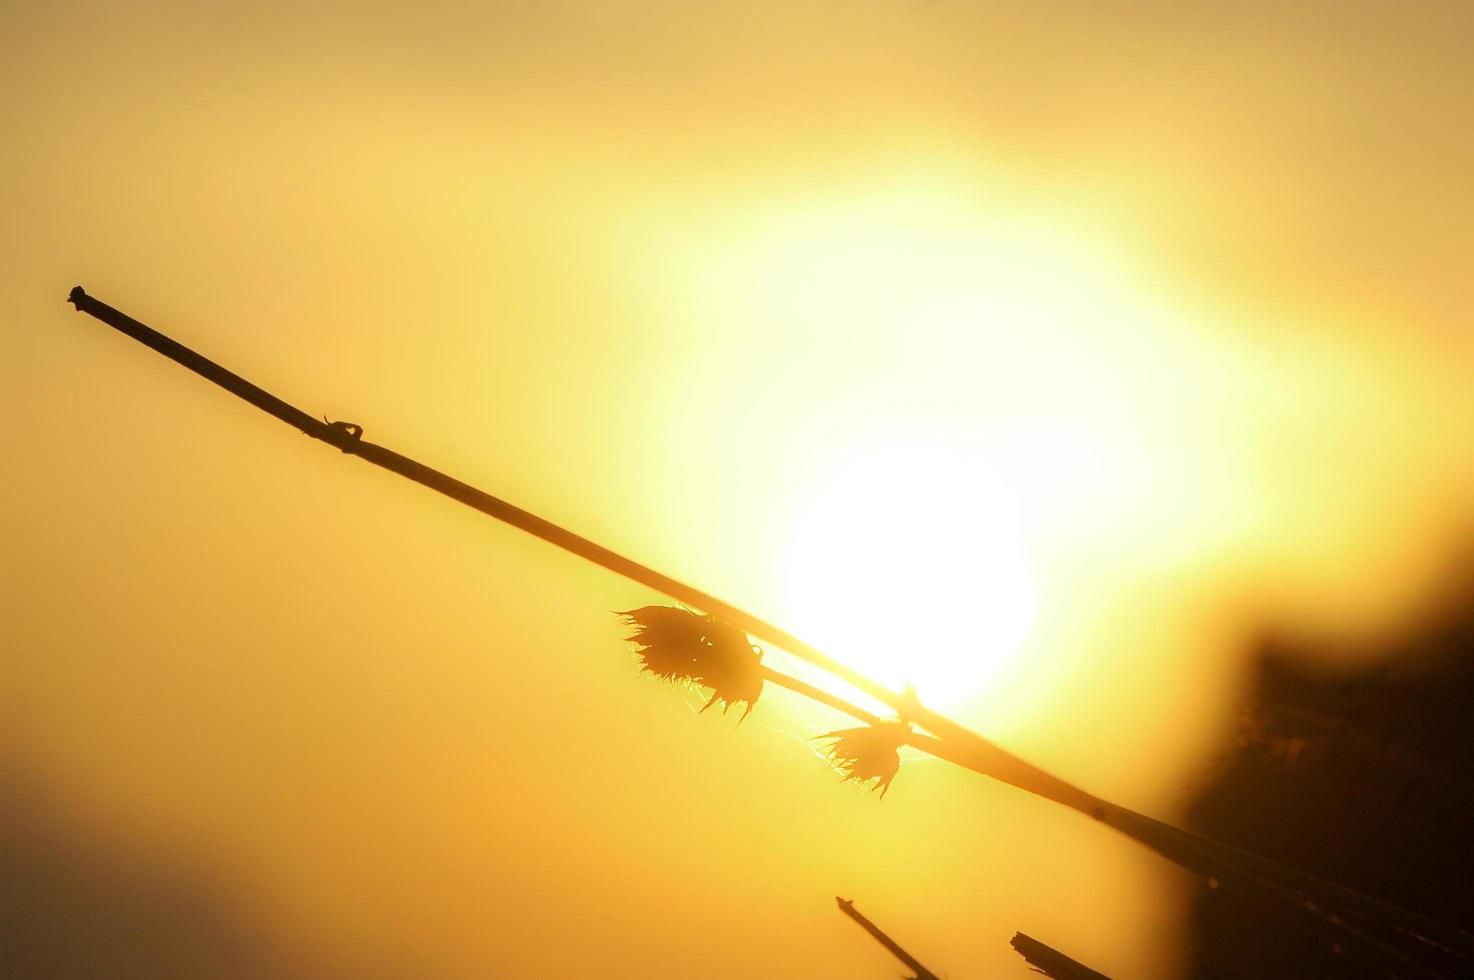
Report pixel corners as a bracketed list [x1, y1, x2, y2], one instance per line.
[4, 2, 1474, 976]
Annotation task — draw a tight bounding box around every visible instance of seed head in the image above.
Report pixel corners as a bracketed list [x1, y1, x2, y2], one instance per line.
[618, 605, 764, 718]
[817, 721, 908, 799]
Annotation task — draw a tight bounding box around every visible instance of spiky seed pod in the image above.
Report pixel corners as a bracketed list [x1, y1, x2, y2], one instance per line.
[817, 721, 909, 799]
[619, 605, 712, 681]
[618, 605, 765, 719]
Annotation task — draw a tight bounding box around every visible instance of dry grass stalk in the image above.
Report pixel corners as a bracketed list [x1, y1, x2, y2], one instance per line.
[65, 286, 1474, 972]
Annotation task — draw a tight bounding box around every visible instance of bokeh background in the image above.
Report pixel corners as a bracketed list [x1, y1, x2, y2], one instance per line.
[4, 2, 1473, 976]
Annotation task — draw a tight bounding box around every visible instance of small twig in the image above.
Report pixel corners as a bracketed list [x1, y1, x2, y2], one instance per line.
[835, 897, 941, 980]
[1010, 932, 1111, 980]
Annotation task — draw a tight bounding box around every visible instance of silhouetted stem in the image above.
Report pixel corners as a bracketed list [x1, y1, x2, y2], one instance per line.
[835, 898, 940, 980]
[64, 286, 1474, 973]
[760, 667, 884, 726]
[1010, 932, 1111, 980]
[66, 286, 901, 705]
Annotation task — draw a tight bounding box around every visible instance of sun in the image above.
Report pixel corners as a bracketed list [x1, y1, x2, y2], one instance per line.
[784, 436, 1038, 707]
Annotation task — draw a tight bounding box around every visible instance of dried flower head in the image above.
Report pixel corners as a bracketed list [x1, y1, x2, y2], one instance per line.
[618, 605, 764, 719]
[817, 721, 909, 799]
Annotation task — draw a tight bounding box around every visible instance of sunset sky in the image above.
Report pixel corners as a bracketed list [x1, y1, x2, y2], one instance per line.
[5, 2, 1474, 976]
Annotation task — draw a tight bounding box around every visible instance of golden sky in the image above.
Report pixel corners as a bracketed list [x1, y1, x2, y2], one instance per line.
[4, 2, 1474, 976]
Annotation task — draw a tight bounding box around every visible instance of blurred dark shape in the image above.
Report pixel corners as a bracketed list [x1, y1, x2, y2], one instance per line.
[1009, 931, 1112, 980]
[0, 759, 413, 979]
[1185, 567, 1474, 978]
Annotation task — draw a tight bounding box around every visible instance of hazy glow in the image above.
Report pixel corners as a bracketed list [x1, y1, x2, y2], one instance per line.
[786, 436, 1037, 703]
[10, 4, 1474, 979]
[722, 185, 1140, 704]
